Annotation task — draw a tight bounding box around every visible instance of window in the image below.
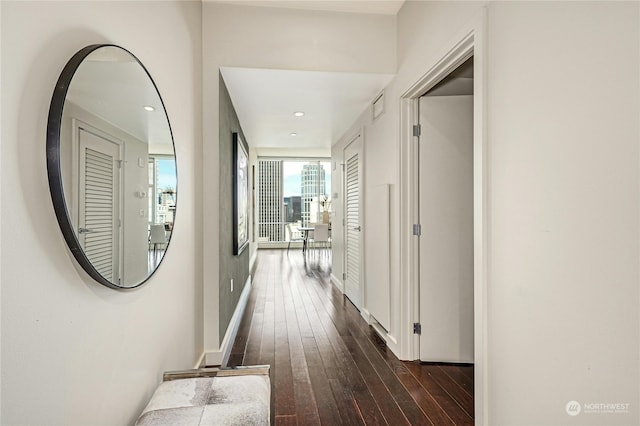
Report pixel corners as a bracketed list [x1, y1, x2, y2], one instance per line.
[148, 156, 176, 227]
[258, 158, 331, 244]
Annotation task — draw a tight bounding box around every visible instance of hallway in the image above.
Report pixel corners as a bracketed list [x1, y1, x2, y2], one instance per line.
[227, 249, 474, 425]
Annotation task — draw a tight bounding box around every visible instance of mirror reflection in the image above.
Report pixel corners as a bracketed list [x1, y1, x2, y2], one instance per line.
[51, 45, 177, 289]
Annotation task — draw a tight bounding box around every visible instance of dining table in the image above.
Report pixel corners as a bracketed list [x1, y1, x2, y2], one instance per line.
[297, 227, 315, 254]
[297, 225, 331, 254]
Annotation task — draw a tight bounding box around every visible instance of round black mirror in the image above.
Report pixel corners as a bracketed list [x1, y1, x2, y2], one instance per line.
[47, 44, 177, 289]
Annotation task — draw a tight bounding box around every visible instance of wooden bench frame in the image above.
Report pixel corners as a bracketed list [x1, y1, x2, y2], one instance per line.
[162, 365, 270, 382]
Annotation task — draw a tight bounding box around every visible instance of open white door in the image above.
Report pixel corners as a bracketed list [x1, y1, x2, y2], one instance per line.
[78, 127, 122, 284]
[344, 134, 363, 309]
[419, 95, 474, 363]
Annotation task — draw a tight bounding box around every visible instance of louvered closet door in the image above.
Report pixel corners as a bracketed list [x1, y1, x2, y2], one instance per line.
[344, 134, 363, 309]
[78, 128, 121, 283]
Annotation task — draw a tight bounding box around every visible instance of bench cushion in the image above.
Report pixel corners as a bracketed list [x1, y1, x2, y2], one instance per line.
[136, 375, 270, 425]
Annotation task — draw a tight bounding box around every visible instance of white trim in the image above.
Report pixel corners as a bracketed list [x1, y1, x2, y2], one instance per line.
[330, 273, 344, 293]
[250, 247, 258, 271]
[204, 275, 252, 367]
[194, 352, 206, 369]
[368, 312, 398, 347]
[371, 322, 388, 343]
[360, 307, 372, 324]
[399, 9, 488, 426]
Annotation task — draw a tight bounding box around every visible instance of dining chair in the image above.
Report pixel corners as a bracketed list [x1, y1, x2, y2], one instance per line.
[286, 223, 304, 254]
[309, 223, 330, 261]
[149, 224, 167, 265]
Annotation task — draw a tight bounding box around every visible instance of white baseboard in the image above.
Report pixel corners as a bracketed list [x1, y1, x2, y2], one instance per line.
[360, 307, 371, 324]
[371, 322, 389, 344]
[330, 273, 344, 293]
[250, 247, 258, 271]
[365, 312, 393, 347]
[194, 351, 206, 369]
[204, 275, 252, 367]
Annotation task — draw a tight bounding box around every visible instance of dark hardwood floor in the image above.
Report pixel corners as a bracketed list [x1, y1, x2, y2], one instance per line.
[227, 249, 474, 425]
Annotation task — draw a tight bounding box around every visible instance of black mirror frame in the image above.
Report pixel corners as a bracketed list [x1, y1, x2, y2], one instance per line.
[46, 44, 177, 290]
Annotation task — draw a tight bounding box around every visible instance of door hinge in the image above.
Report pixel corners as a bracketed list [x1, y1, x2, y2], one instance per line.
[413, 124, 421, 137]
[412, 223, 421, 236]
[342, 272, 347, 281]
[413, 322, 422, 335]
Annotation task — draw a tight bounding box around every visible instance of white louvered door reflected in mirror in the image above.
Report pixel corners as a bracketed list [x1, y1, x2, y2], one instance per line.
[78, 127, 122, 284]
[344, 134, 363, 309]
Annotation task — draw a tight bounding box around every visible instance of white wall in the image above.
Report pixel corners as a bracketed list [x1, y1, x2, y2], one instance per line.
[201, 2, 396, 357]
[0, 1, 202, 424]
[485, 2, 639, 424]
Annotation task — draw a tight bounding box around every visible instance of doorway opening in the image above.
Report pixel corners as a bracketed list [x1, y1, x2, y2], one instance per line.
[399, 24, 487, 423]
[418, 57, 474, 364]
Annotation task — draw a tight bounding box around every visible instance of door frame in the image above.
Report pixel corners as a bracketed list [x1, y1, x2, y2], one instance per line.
[72, 119, 124, 282]
[398, 12, 488, 425]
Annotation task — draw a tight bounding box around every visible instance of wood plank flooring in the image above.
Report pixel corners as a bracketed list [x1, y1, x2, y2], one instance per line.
[227, 249, 474, 425]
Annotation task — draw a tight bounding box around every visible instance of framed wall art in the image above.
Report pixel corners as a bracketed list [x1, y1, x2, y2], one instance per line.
[233, 132, 249, 255]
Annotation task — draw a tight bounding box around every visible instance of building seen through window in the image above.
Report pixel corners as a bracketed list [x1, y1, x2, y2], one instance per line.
[258, 159, 330, 244]
[148, 156, 176, 228]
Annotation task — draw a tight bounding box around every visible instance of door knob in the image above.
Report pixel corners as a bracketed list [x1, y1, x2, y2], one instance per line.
[78, 227, 95, 234]
[353, 226, 361, 231]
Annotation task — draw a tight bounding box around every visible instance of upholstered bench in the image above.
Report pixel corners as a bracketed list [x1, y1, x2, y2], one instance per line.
[135, 365, 270, 426]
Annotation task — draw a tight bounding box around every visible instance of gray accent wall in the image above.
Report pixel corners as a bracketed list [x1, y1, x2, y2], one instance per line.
[219, 74, 250, 340]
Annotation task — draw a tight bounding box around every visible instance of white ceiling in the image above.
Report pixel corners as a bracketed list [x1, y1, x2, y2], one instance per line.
[221, 67, 395, 149]
[216, 0, 401, 151]
[210, 0, 405, 15]
[66, 47, 173, 152]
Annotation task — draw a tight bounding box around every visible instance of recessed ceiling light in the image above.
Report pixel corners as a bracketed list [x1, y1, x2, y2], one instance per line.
[290, 132, 297, 137]
[294, 111, 305, 117]
[143, 105, 155, 112]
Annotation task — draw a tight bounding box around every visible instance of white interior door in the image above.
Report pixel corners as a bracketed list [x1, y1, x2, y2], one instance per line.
[419, 95, 474, 363]
[78, 127, 122, 283]
[344, 135, 363, 309]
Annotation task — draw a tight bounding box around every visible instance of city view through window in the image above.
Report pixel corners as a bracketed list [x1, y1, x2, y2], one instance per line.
[258, 159, 331, 243]
[148, 156, 176, 228]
